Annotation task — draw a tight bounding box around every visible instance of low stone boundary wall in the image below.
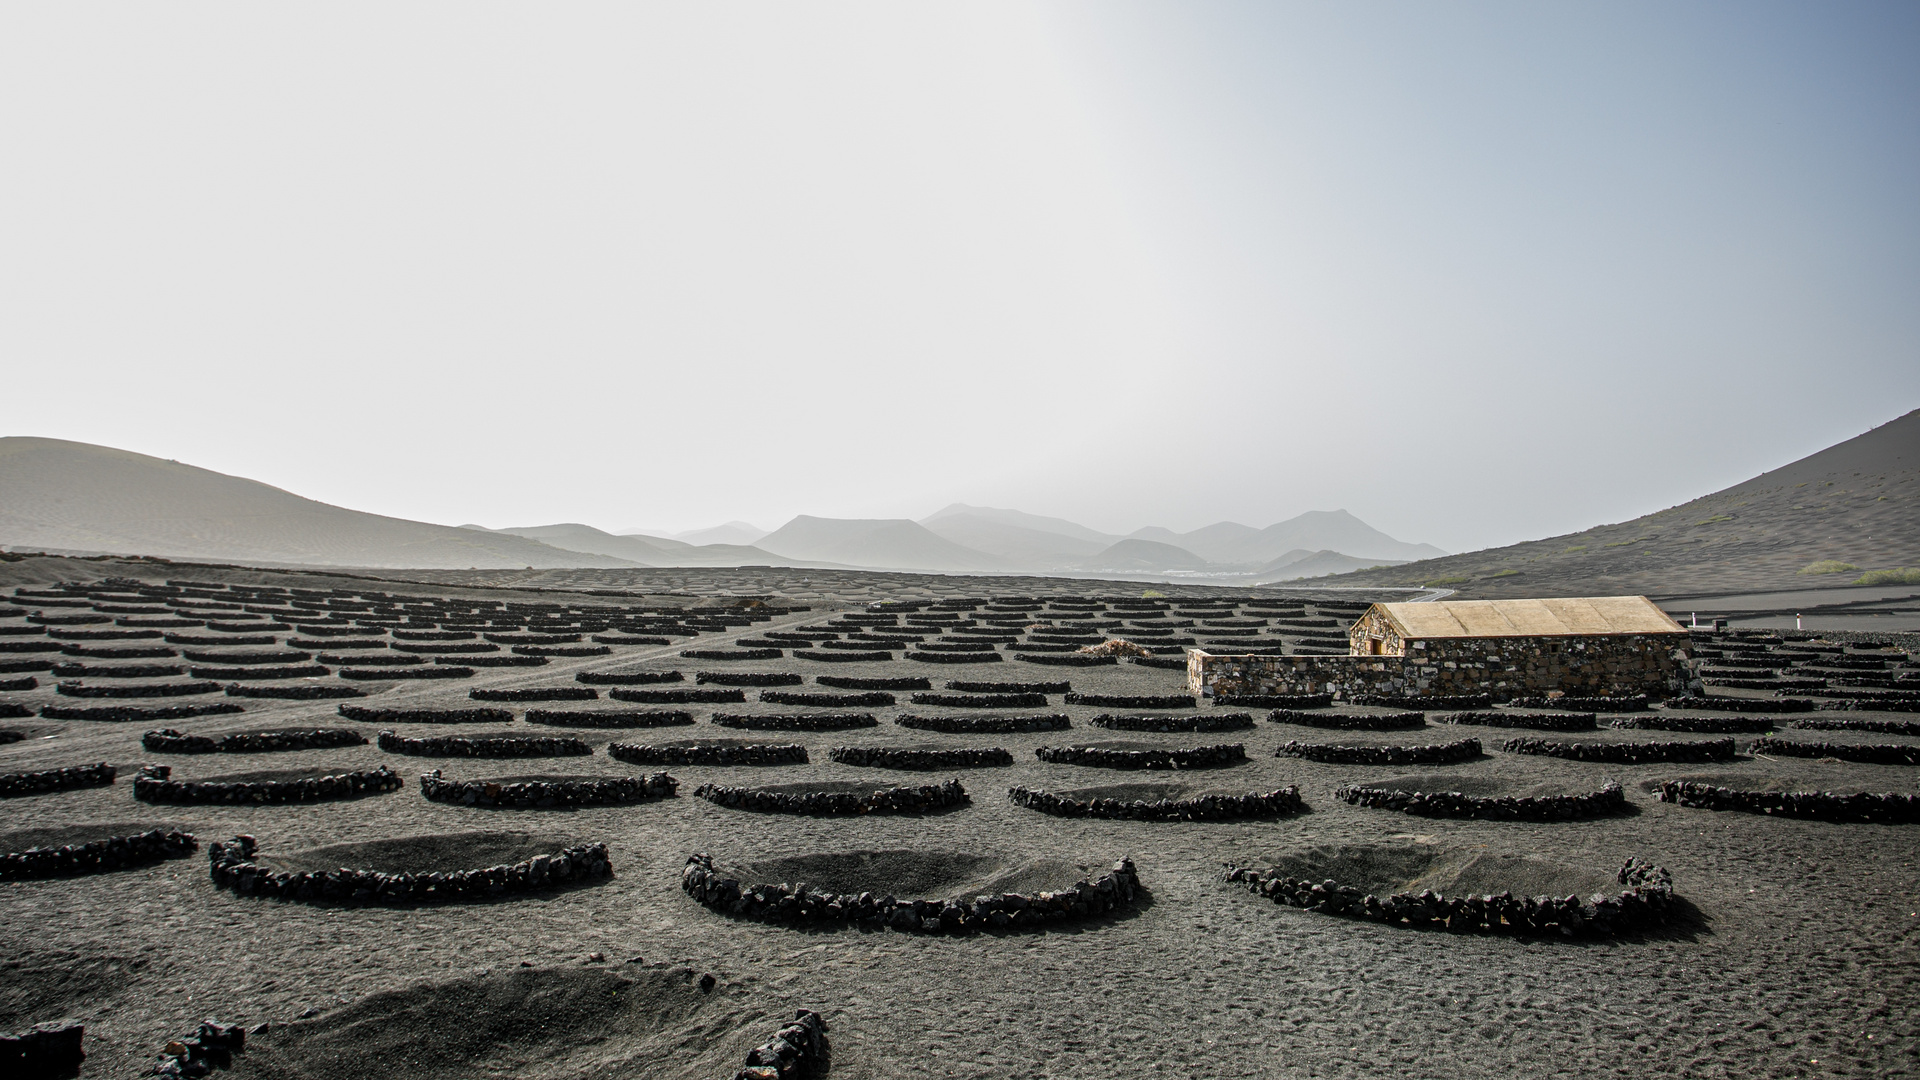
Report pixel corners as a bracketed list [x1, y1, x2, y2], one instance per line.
[419, 769, 677, 807]
[828, 746, 1012, 769]
[1657, 780, 1920, 823]
[189, 664, 330, 681]
[910, 692, 1048, 709]
[1035, 743, 1245, 770]
[791, 649, 893, 662]
[1009, 784, 1302, 821]
[761, 690, 895, 707]
[459, 655, 551, 668]
[1351, 693, 1494, 710]
[134, 764, 402, 804]
[907, 650, 1004, 664]
[341, 666, 472, 680]
[0, 1020, 85, 1077]
[1502, 736, 1735, 763]
[1279, 738, 1481, 766]
[56, 680, 222, 698]
[697, 672, 803, 687]
[711, 712, 877, 732]
[733, 1010, 829, 1080]
[1215, 693, 1335, 709]
[1089, 712, 1253, 733]
[1792, 718, 1920, 737]
[1509, 695, 1651, 712]
[1750, 738, 1919, 766]
[143, 728, 367, 753]
[41, 703, 243, 722]
[523, 709, 693, 728]
[341, 706, 512, 724]
[951, 680, 1070, 694]
[1270, 709, 1424, 731]
[208, 834, 613, 903]
[1334, 781, 1628, 821]
[896, 713, 1070, 734]
[1065, 693, 1194, 709]
[818, 676, 929, 691]
[1222, 855, 1673, 936]
[377, 731, 592, 758]
[1609, 714, 1774, 733]
[682, 648, 783, 661]
[1662, 696, 1813, 713]
[682, 852, 1140, 933]
[226, 683, 365, 699]
[1437, 711, 1596, 731]
[1, 828, 196, 880]
[0, 763, 116, 799]
[577, 670, 683, 685]
[1015, 653, 1116, 667]
[692, 779, 968, 816]
[610, 741, 808, 767]
[1129, 656, 1188, 670]
[610, 688, 745, 705]
[470, 687, 598, 702]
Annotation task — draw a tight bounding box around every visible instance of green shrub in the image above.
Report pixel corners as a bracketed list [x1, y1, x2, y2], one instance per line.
[1797, 560, 1859, 576]
[1852, 568, 1920, 586]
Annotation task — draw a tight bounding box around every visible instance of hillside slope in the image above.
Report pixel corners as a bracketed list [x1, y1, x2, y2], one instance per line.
[756, 515, 1007, 572]
[1318, 409, 1920, 598]
[486, 523, 800, 568]
[0, 438, 634, 570]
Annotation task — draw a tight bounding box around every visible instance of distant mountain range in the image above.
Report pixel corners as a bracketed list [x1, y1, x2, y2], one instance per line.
[1314, 408, 1920, 598]
[0, 436, 1441, 579]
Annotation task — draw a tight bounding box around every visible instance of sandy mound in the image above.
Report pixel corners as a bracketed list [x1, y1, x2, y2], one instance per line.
[227, 966, 764, 1080]
[258, 832, 581, 876]
[0, 949, 143, 1033]
[733, 848, 1091, 900]
[0, 821, 188, 853]
[1255, 843, 1620, 900]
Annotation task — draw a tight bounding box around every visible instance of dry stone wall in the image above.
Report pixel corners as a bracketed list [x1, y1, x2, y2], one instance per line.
[1191, 634, 1687, 701]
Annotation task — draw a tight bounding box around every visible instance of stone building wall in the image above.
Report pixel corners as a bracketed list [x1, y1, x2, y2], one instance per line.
[1189, 633, 1688, 701]
[1348, 611, 1405, 656]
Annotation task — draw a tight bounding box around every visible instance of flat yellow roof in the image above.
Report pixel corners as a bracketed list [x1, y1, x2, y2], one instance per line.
[1367, 596, 1684, 639]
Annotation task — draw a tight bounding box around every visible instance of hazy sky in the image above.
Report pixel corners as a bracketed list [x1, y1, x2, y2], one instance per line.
[3, 2, 1915, 552]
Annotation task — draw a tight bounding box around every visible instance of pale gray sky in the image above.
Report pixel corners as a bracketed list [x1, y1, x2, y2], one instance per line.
[3, 2, 1914, 552]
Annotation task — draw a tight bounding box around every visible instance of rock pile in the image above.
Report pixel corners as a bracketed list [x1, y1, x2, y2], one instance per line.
[734, 1010, 830, 1080]
[1278, 738, 1481, 766]
[1334, 781, 1628, 821]
[610, 741, 808, 766]
[1, 828, 196, 880]
[828, 746, 1012, 770]
[692, 780, 968, 816]
[1657, 780, 1920, 823]
[0, 763, 116, 799]
[135, 764, 402, 804]
[151, 1020, 246, 1078]
[1222, 855, 1674, 936]
[1502, 737, 1736, 764]
[681, 852, 1141, 933]
[419, 769, 677, 807]
[208, 834, 613, 903]
[896, 713, 1070, 734]
[710, 712, 877, 732]
[142, 728, 367, 754]
[1008, 785, 1302, 821]
[1035, 744, 1246, 770]
[376, 731, 591, 758]
[1269, 709, 1425, 731]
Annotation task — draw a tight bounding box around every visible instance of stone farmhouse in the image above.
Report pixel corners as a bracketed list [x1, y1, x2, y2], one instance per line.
[1188, 595, 1691, 701]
